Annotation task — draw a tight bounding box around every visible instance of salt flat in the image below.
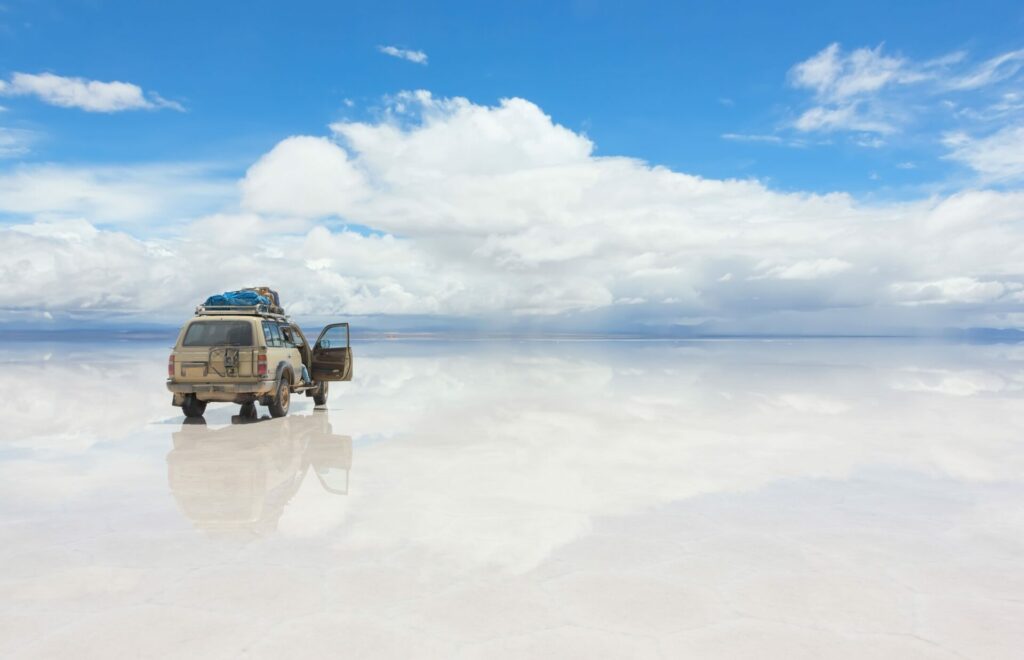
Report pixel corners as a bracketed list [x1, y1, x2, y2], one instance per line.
[1, 338, 1022, 659]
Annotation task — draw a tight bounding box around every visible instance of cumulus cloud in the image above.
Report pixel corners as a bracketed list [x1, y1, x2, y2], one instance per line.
[0, 217, 464, 318]
[377, 45, 428, 65]
[0, 72, 183, 112]
[240, 136, 368, 217]
[1, 220, 182, 313]
[2, 92, 1024, 331]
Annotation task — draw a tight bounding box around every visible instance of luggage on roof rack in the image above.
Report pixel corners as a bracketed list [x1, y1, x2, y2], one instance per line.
[242, 286, 281, 308]
[199, 288, 286, 317]
[204, 290, 269, 308]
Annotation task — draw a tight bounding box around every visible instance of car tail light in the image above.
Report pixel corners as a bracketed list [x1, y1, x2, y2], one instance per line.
[167, 354, 175, 377]
[257, 353, 267, 376]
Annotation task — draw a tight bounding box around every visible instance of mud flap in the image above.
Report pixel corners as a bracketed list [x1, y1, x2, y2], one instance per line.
[172, 393, 186, 406]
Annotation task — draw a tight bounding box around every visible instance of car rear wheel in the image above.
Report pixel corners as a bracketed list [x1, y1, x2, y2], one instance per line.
[182, 394, 207, 418]
[268, 376, 291, 418]
[313, 381, 329, 406]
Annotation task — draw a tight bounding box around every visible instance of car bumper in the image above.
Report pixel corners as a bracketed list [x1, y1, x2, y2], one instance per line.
[167, 381, 269, 394]
[167, 381, 277, 404]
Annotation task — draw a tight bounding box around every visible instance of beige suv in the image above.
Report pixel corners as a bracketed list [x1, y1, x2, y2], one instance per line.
[167, 305, 353, 419]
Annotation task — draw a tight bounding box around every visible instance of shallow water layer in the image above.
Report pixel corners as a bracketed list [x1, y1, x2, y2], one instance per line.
[1, 338, 1023, 659]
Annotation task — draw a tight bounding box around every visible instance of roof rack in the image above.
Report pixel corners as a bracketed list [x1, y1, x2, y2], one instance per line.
[195, 304, 290, 321]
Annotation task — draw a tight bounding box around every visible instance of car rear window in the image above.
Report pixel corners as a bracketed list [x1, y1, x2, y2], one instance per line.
[182, 321, 253, 347]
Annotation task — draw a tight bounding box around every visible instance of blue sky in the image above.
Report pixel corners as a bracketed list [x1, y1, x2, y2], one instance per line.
[1, 1, 1023, 332]
[4, 0, 1021, 190]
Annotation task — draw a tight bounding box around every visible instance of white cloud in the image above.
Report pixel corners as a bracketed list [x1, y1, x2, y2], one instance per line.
[791, 43, 917, 102]
[757, 258, 853, 281]
[0, 126, 33, 157]
[789, 43, 919, 135]
[2, 219, 184, 313]
[240, 136, 368, 217]
[330, 92, 592, 184]
[0, 72, 183, 112]
[794, 104, 895, 134]
[0, 163, 234, 224]
[890, 277, 1014, 305]
[3, 92, 1024, 331]
[943, 124, 1024, 181]
[855, 135, 886, 148]
[721, 133, 783, 144]
[787, 44, 1024, 138]
[0, 217, 461, 318]
[377, 45, 428, 65]
[946, 49, 1024, 90]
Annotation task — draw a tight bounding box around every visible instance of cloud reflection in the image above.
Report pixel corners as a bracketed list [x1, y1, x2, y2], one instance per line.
[2, 339, 1023, 573]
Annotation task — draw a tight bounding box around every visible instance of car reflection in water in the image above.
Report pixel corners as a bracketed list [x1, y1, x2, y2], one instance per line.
[167, 410, 352, 537]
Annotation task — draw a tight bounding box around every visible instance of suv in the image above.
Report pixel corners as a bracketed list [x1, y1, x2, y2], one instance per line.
[166, 302, 353, 418]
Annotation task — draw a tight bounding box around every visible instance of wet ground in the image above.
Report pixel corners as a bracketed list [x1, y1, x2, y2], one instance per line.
[1, 338, 1023, 658]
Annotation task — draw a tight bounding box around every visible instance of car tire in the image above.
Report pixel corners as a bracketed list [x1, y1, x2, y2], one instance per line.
[313, 381, 329, 406]
[268, 375, 291, 418]
[182, 394, 207, 418]
[239, 401, 257, 419]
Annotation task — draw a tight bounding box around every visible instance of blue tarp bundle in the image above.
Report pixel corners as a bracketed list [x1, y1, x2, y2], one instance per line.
[203, 290, 271, 307]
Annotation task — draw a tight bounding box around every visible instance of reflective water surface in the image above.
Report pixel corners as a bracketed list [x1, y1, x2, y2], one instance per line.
[1, 338, 1023, 658]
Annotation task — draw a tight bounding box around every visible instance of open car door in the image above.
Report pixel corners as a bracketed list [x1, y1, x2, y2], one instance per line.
[311, 323, 353, 382]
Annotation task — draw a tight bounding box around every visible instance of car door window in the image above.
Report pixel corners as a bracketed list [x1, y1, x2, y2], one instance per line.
[279, 324, 295, 346]
[316, 324, 349, 350]
[262, 321, 282, 347]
